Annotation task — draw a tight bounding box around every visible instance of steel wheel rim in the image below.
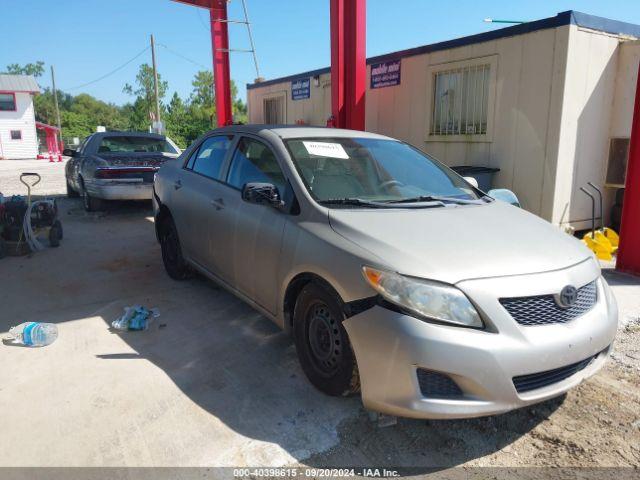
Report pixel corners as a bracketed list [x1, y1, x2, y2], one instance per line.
[307, 301, 342, 374]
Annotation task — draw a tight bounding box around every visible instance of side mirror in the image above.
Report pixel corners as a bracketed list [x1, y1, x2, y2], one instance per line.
[488, 188, 521, 207]
[241, 182, 284, 209]
[463, 176, 479, 189]
[62, 148, 76, 157]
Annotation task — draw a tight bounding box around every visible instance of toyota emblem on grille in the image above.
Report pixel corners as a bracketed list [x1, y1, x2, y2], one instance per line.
[556, 285, 578, 309]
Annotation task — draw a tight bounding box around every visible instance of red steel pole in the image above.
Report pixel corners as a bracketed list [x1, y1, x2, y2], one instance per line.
[330, 0, 366, 130]
[330, 0, 346, 128]
[344, 0, 366, 131]
[617, 60, 640, 276]
[210, 0, 233, 126]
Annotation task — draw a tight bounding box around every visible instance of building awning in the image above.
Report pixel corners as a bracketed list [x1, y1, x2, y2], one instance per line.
[36, 121, 60, 132]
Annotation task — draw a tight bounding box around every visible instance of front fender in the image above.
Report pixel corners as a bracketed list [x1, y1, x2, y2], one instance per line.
[277, 219, 386, 328]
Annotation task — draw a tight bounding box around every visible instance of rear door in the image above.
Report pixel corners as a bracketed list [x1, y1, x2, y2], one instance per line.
[223, 136, 289, 314]
[170, 134, 235, 271]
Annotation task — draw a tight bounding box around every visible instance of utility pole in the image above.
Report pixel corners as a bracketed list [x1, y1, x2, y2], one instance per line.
[150, 34, 162, 133]
[50, 66, 61, 132]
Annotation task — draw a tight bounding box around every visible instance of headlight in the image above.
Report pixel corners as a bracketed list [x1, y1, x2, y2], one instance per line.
[362, 266, 483, 328]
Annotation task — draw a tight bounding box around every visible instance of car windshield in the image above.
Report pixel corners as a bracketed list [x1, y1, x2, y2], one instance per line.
[97, 136, 178, 154]
[285, 137, 480, 204]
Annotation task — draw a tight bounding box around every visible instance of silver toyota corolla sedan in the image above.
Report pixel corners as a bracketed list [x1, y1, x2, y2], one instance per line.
[153, 125, 618, 419]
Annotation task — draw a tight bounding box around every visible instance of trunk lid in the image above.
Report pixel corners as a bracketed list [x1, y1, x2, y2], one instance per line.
[95, 153, 177, 182]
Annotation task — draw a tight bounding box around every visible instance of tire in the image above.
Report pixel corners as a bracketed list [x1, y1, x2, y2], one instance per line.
[293, 282, 360, 396]
[81, 181, 103, 212]
[49, 220, 63, 247]
[159, 215, 193, 280]
[66, 179, 79, 197]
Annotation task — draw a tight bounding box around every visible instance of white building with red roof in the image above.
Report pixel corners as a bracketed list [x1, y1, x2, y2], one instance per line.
[0, 74, 40, 159]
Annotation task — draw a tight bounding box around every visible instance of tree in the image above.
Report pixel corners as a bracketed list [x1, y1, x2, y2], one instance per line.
[165, 92, 190, 148]
[71, 93, 126, 130]
[189, 70, 247, 126]
[3, 61, 45, 77]
[189, 70, 216, 129]
[123, 63, 168, 131]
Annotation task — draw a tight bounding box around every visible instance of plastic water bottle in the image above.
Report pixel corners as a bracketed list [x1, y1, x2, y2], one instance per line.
[7, 322, 58, 347]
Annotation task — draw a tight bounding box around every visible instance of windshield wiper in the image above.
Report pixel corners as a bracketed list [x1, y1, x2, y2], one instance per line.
[385, 195, 482, 205]
[320, 197, 448, 209]
[319, 198, 396, 208]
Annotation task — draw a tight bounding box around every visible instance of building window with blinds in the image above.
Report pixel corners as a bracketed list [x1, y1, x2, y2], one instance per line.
[431, 64, 490, 136]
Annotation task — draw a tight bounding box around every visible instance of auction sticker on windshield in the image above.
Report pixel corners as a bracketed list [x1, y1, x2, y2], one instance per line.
[303, 141, 349, 159]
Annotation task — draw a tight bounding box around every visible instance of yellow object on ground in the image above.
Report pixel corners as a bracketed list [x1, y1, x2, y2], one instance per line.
[602, 227, 619, 247]
[582, 231, 617, 260]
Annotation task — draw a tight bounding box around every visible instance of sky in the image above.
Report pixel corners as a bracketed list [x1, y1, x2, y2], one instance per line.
[2, 0, 640, 105]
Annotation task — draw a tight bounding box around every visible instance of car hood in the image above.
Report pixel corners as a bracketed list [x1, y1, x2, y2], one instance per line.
[328, 201, 593, 284]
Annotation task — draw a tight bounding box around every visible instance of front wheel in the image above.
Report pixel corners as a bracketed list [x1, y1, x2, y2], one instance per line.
[293, 282, 359, 396]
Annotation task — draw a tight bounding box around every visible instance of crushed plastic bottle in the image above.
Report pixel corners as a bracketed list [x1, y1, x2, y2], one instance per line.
[7, 322, 58, 347]
[111, 305, 160, 331]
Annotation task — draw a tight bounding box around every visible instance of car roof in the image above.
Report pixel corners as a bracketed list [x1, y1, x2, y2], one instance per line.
[212, 124, 396, 141]
[91, 131, 167, 140]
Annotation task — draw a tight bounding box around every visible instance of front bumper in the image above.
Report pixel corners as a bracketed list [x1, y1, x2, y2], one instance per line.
[343, 259, 618, 419]
[86, 180, 153, 201]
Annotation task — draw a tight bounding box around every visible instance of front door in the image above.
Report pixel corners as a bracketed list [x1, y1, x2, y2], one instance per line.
[224, 136, 288, 314]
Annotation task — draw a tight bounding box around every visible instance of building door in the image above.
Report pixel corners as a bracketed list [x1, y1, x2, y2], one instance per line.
[264, 95, 285, 124]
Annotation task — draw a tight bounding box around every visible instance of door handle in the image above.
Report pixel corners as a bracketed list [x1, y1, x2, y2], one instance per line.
[211, 198, 225, 210]
[174, 179, 182, 190]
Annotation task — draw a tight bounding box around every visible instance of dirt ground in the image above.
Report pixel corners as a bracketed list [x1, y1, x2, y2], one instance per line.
[0, 160, 638, 473]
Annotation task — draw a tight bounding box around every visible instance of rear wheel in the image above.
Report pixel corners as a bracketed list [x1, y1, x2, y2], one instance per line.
[81, 180, 103, 212]
[66, 179, 79, 197]
[293, 282, 359, 396]
[159, 216, 193, 280]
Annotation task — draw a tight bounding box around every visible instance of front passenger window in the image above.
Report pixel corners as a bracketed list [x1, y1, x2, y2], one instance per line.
[189, 135, 233, 180]
[227, 137, 286, 192]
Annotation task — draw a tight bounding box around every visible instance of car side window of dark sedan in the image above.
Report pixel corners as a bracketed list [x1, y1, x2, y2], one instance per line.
[227, 137, 286, 192]
[187, 135, 233, 180]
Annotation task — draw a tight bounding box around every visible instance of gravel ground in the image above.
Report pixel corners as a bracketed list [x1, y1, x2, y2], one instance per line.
[1, 159, 638, 472]
[0, 158, 68, 197]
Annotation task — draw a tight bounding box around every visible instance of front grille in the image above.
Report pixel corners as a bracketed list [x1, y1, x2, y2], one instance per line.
[499, 281, 597, 326]
[513, 352, 601, 393]
[417, 369, 463, 398]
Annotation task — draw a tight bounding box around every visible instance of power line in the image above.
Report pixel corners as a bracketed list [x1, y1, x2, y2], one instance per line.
[157, 43, 208, 70]
[63, 46, 150, 91]
[196, 8, 211, 32]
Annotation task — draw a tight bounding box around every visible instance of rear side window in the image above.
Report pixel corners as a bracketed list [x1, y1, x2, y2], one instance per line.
[188, 135, 233, 180]
[227, 137, 286, 191]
